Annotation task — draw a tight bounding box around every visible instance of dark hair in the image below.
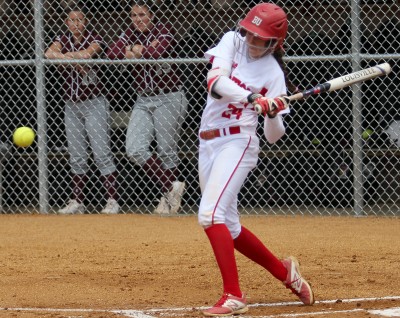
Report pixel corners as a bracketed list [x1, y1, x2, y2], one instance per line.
[273, 49, 298, 94]
[64, 3, 88, 17]
[131, 0, 158, 15]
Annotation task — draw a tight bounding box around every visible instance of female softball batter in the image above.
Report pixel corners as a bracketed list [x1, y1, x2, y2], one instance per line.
[198, 3, 314, 316]
[107, 0, 187, 215]
[45, 4, 120, 214]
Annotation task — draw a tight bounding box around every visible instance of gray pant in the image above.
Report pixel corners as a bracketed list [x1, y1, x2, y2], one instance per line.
[126, 90, 188, 169]
[65, 96, 116, 176]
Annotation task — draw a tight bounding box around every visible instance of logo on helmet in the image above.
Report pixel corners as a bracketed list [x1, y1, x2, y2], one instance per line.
[251, 16, 262, 26]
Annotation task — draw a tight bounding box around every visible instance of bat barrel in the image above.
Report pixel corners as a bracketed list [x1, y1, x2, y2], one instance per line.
[327, 63, 392, 92]
[376, 62, 392, 75]
[258, 63, 391, 112]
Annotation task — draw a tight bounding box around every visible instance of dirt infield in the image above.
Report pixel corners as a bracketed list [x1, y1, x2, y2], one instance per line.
[0, 214, 399, 317]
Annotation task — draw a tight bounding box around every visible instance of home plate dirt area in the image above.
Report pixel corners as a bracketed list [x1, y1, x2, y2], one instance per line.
[0, 214, 399, 318]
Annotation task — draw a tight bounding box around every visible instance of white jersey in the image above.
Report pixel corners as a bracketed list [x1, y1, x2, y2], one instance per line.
[200, 31, 288, 132]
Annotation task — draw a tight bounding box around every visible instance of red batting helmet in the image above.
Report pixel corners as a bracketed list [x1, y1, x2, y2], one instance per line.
[239, 3, 288, 49]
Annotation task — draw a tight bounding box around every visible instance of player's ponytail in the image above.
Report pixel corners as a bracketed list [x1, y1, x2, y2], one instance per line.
[273, 49, 299, 94]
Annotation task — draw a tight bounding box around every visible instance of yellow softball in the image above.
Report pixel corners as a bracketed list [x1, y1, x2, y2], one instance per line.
[362, 128, 374, 140]
[13, 127, 36, 148]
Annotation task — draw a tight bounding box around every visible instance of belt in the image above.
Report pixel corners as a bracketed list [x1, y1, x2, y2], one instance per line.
[199, 126, 241, 140]
[138, 87, 179, 97]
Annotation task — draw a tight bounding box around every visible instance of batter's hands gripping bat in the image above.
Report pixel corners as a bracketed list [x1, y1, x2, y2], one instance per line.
[254, 63, 392, 114]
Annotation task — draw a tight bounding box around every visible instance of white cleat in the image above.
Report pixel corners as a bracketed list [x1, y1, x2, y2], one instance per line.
[203, 293, 248, 316]
[154, 196, 170, 215]
[282, 256, 315, 305]
[166, 181, 186, 214]
[101, 198, 120, 214]
[58, 199, 85, 215]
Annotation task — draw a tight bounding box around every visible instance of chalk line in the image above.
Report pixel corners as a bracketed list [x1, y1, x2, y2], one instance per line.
[0, 295, 399, 317]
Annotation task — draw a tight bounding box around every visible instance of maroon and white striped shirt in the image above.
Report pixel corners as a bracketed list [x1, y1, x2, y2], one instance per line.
[106, 22, 181, 94]
[56, 31, 105, 102]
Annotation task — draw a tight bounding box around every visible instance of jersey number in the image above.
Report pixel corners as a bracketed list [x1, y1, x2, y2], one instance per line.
[222, 104, 243, 120]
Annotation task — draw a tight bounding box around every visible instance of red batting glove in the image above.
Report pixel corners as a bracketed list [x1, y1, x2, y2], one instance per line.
[248, 93, 290, 117]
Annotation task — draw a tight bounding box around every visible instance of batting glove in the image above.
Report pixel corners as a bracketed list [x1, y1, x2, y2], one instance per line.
[248, 93, 290, 117]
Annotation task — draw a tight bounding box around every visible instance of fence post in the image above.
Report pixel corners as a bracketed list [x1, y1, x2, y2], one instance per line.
[34, 0, 49, 214]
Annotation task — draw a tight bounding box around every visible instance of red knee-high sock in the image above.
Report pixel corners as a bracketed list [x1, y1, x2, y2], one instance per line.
[234, 226, 287, 281]
[205, 224, 242, 297]
[100, 171, 118, 200]
[72, 174, 87, 204]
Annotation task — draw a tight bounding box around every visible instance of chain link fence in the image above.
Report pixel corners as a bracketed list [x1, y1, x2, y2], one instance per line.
[0, 0, 399, 215]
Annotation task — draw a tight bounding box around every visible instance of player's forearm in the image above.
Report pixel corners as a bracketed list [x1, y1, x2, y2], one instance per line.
[44, 49, 65, 59]
[142, 37, 171, 59]
[211, 76, 251, 103]
[207, 56, 251, 102]
[263, 114, 286, 144]
[65, 50, 93, 59]
[125, 44, 143, 59]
